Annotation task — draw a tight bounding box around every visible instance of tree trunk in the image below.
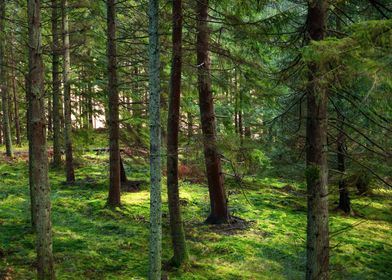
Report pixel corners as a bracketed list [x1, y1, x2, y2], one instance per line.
[148, 0, 162, 278]
[0, 0, 13, 157]
[62, 0, 75, 183]
[10, 35, 21, 146]
[336, 108, 350, 213]
[0, 109, 2, 144]
[187, 111, 193, 143]
[120, 157, 127, 184]
[27, 0, 55, 278]
[305, 0, 329, 279]
[166, 0, 188, 267]
[52, 0, 62, 167]
[196, 0, 229, 224]
[107, 0, 121, 207]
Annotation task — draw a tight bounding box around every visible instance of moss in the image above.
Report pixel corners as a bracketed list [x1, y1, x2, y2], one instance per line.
[1, 156, 391, 279]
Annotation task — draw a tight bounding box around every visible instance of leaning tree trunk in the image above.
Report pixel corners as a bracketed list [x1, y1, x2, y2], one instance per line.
[305, 0, 329, 279]
[166, 0, 188, 267]
[52, 0, 62, 167]
[107, 0, 121, 207]
[62, 0, 75, 183]
[0, 0, 13, 157]
[27, 0, 55, 278]
[148, 0, 162, 278]
[196, 0, 229, 224]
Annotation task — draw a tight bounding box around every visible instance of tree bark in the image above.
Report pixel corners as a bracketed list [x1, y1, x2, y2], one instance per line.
[62, 0, 75, 183]
[196, 0, 229, 224]
[0, 0, 13, 157]
[305, 0, 329, 279]
[107, 0, 121, 207]
[166, 0, 188, 267]
[148, 0, 162, 278]
[27, 0, 55, 278]
[52, 0, 62, 167]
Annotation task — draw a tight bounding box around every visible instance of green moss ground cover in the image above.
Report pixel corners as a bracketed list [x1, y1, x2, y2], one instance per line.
[0, 153, 391, 279]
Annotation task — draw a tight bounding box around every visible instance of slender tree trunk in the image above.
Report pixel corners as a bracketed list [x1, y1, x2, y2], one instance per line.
[305, 0, 329, 279]
[166, 0, 188, 267]
[107, 0, 121, 207]
[52, 0, 62, 167]
[48, 97, 52, 133]
[120, 157, 127, 184]
[0, 0, 13, 157]
[0, 109, 2, 144]
[10, 36, 21, 146]
[148, 0, 162, 278]
[27, 0, 55, 278]
[187, 111, 193, 143]
[239, 89, 243, 139]
[62, 0, 75, 183]
[336, 108, 350, 213]
[196, 0, 229, 224]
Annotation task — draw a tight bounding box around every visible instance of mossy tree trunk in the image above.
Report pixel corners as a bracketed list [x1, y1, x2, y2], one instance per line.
[0, 0, 13, 157]
[166, 0, 188, 267]
[148, 0, 162, 278]
[107, 0, 121, 207]
[52, 0, 62, 167]
[27, 0, 55, 278]
[305, 0, 329, 279]
[62, 0, 75, 183]
[196, 0, 229, 224]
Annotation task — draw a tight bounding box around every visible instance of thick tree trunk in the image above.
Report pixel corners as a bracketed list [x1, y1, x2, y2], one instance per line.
[337, 110, 350, 213]
[196, 0, 229, 224]
[62, 0, 75, 183]
[52, 0, 62, 167]
[107, 0, 121, 207]
[27, 0, 55, 278]
[0, 0, 13, 157]
[148, 0, 162, 278]
[166, 0, 188, 267]
[305, 0, 329, 279]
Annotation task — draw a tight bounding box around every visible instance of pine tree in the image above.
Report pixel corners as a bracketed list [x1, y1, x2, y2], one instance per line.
[148, 0, 162, 278]
[27, 0, 55, 278]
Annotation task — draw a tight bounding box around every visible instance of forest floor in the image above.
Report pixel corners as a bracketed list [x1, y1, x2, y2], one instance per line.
[0, 149, 391, 279]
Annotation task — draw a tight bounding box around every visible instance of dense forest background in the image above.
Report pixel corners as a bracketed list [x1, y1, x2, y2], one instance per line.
[0, 0, 391, 279]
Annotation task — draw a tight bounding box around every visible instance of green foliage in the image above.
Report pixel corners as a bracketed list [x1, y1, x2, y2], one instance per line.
[247, 148, 271, 174]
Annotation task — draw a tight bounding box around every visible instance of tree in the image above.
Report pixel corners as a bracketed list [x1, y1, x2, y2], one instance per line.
[0, 0, 13, 157]
[27, 0, 55, 278]
[196, 0, 229, 224]
[52, 0, 62, 167]
[305, 0, 329, 279]
[62, 0, 75, 183]
[166, 0, 188, 267]
[148, 0, 162, 278]
[107, 0, 121, 207]
[10, 32, 21, 146]
[336, 104, 350, 213]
